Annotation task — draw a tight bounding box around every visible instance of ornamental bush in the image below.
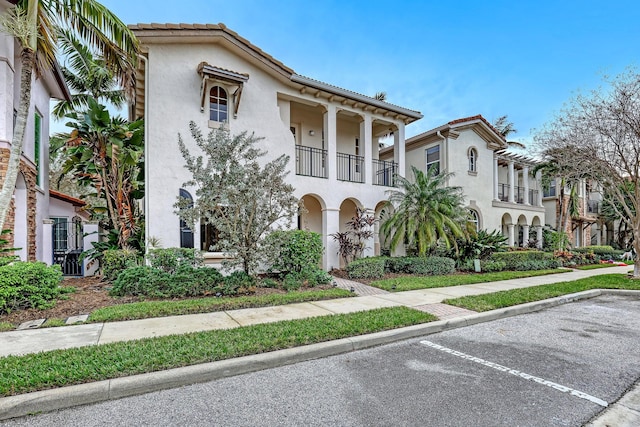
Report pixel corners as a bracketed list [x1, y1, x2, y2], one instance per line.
[490, 251, 558, 270]
[102, 249, 142, 281]
[347, 257, 386, 280]
[0, 262, 63, 314]
[147, 248, 203, 273]
[573, 245, 615, 255]
[110, 265, 225, 298]
[265, 230, 324, 274]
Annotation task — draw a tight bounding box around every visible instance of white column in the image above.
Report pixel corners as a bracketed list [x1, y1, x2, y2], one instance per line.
[523, 224, 530, 247]
[322, 207, 340, 271]
[508, 161, 515, 203]
[362, 115, 373, 185]
[536, 226, 543, 249]
[83, 222, 100, 276]
[596, 223, 602, 245]
[536, 171, 543, 207]
[507, 224, 515, 247]
[42, 219, 53, 265]
[393, 122, 406, 178]
[323, 105, 337, 181]
[523, 166, 530, 205]
[493, 155, 499, 201]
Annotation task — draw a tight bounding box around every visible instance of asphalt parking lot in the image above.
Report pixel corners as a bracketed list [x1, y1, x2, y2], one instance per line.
[4, 294, 640, 427]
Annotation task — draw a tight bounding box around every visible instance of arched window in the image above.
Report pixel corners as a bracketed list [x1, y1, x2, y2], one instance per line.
[179, 189, 194, 248]
[468, 148, 477, 172]
[468, 209, 480, 232]
[209, 86, 228, 122]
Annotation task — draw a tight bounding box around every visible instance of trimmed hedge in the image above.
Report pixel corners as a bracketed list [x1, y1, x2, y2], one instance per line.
[0, 262, 63, 314]
[490, 251, 560, 270]
[347, 257, 386, 280]
[110, 265, 225, 298]
[385, 256, 455, 276]
[573, 245, 615, 255]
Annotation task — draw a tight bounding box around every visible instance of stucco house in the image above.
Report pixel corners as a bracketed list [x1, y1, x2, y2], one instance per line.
[381, 115, 546, 247]
[0, 1, 76, 264]
[129, 23, 422, 270]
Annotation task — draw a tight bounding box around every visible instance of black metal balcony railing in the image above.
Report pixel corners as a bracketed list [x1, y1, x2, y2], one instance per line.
[588, 200, 600, 214]
[529, 189, 539, 205]
[295, 145, 327, 178]
[515, 186, 526, 204]
[337, 152, 364, 183]
[498, 183, 509, 202]
[373, 159, 398, 187]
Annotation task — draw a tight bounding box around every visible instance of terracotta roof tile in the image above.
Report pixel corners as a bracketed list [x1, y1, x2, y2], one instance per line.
[49, 190, 86, 207]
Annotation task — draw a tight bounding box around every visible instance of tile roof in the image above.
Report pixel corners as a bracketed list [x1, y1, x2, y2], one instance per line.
[49, 190, 86, 207]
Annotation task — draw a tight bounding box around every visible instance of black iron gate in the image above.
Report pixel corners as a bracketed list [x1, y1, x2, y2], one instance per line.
[52, 218, 83, 276]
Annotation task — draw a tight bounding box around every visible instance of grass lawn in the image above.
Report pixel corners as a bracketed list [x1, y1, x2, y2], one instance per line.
[88, 289, 354, 323]
[445, 274, 640, 312]
[369, 269, 568, 292]
[576, 263, 626, 270]
[0, 307, 435, 397]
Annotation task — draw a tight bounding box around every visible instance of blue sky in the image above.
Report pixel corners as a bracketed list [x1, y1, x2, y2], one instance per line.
[97, 0, 640, 143]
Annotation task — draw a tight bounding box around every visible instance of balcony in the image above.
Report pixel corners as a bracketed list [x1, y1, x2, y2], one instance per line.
[337, 152, 364, 183]
[295, 145, 327, 178]
[529, 189, 539, 205]
[498, 183, 540, 205]
[373, 159, 398, 187]
[587, 200, 600, 214]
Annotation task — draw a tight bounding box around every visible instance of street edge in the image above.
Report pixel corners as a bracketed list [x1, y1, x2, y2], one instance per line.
[2, 288, 639, 421]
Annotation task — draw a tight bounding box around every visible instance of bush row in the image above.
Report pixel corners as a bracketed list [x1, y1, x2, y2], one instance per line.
[0, 262, 63, 314]
[489, 251, 561, 270]
[347, 256, 456, 280]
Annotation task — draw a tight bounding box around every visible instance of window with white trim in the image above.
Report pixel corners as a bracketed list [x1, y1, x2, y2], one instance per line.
[468, 209, 480, 232]
[468, 148, 477, 173]
[426, 145, 440, 175]
[209, 86, 228, 122]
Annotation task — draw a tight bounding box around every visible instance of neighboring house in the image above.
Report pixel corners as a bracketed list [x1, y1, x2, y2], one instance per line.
[542, 178, 615, 248]
[381, 115, 546, 247]
[129, 23, 423, 269]
[48, 190, 99, 276]
[0, 1, 82, 267]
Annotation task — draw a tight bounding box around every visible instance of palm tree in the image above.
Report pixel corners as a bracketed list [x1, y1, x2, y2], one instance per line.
[0, 0, 139, 231]
[493, 115, 526, 149]
[380, 166, 470, 256]
[52, 28, 126, 119]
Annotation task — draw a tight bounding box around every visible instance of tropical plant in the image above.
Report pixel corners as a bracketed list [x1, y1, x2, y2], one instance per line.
[175, 124, 299, 274]
[62, 98, 145, 249]
[380, 166, 470, 257]
[331, 207, 375, 265]
[0, 0, 139, 231]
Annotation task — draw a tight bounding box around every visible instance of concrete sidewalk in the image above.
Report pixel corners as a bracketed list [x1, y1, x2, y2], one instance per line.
[0, 265, 631, 358]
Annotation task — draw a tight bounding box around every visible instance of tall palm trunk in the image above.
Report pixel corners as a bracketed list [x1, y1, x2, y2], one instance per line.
[0, 47, 35, 231]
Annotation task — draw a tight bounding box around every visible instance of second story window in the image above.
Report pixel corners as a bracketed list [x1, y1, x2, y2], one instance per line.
[209, 86, 228, 123]
[543, 178, 557, 197]
[468, 148, 477, 173]
[426, 145, 440, 175]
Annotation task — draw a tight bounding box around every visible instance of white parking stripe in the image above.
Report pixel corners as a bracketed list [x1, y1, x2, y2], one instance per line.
[420, 340, 608, 407]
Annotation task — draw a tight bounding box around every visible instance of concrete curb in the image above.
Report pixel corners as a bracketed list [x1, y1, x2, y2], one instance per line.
[587, 380, 640, 427]
[1, 289, 639, 421]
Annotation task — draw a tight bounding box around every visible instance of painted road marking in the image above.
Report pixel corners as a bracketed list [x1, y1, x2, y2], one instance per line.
[420, 340, 608, 407]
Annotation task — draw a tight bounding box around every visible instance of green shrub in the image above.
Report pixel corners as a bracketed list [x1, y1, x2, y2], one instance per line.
[384, 257, 412, 273]
[481, 260, 507, 272]
[0, 256, 17, 267]
[0, 262, 63, 313]
[147, 248, 203, 273]
[265, 230, 324, 274]
[223, 271, 256, 295]
[347, 257, 386, 280]
[110, 266, 224, 298]
[573, 245, 615, 255]
[258, 278, 279, 288]
[489, 251, 561, 270]
[102, 249, 141, 282]
[404, 256, 456, 276]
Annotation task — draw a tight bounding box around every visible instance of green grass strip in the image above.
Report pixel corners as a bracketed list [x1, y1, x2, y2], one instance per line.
[0, 307, 435, 397]
[445, 274, 640, 312]
[575, 263, 625, 270]
[89, 289, 354, 323]
[369, 269, 568, 292]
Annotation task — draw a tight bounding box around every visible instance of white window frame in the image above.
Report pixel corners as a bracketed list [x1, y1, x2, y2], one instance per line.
[426, 144, 440, 175]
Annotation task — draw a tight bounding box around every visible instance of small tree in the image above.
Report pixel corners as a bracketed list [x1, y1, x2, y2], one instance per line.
[176, 123, 298, 274]
[331, 207, 375, 265]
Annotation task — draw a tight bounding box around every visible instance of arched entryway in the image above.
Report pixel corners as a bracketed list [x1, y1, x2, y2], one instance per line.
[501, 213, 514, 247]
[299, 194, 324, 234]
